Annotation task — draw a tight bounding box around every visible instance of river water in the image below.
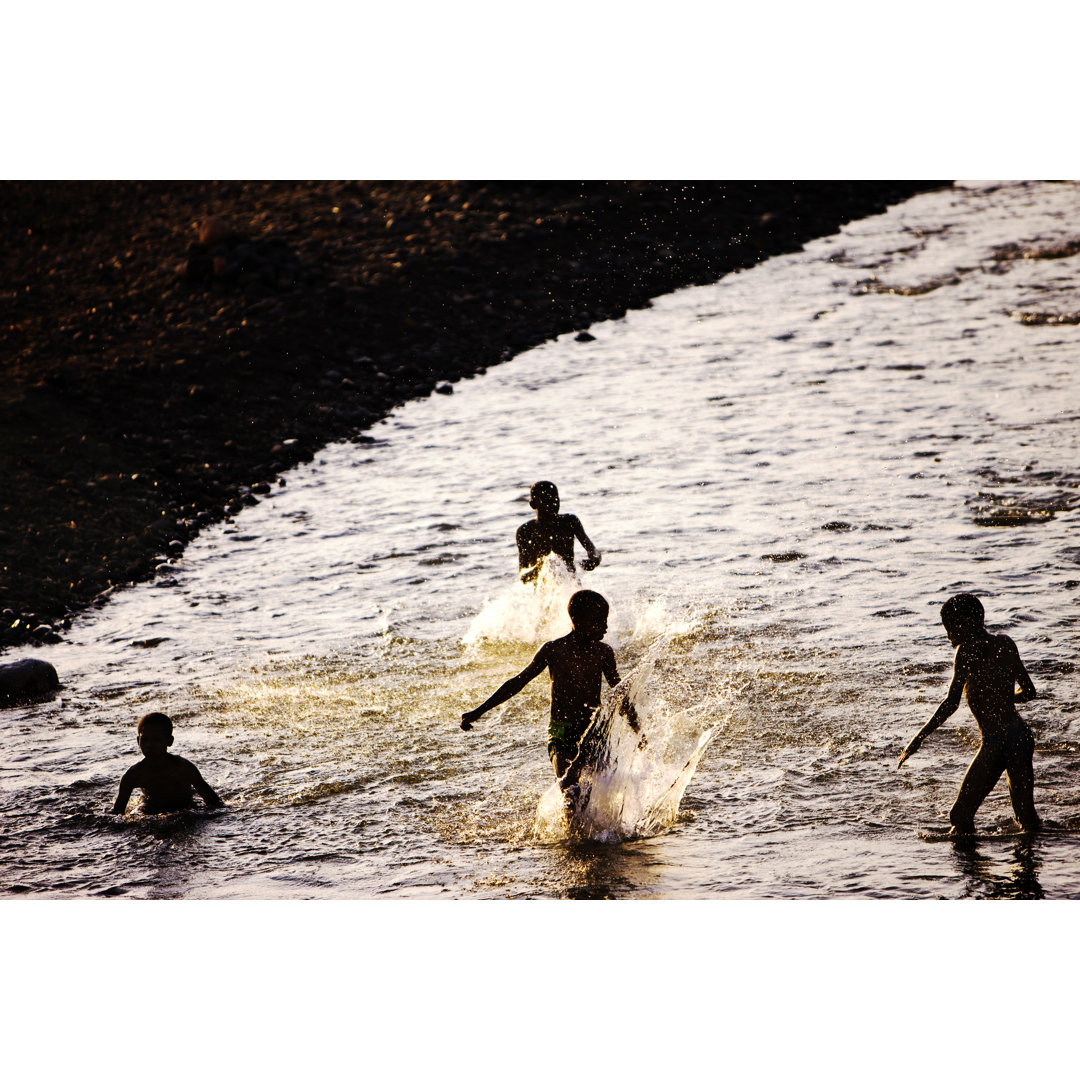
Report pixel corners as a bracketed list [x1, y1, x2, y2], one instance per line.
[4, 180, 1079, 899]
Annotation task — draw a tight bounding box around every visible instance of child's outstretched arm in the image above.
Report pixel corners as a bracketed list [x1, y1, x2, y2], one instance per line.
[462, 648, 549, 730]
[898, 652, 967, 768]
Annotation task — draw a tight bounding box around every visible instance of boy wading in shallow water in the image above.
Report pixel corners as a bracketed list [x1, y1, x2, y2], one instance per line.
[898, 593, 1040, 835]
[516, 481, 601, 584]
[111, 712, 224, 814]
[461, 590, 625, 788]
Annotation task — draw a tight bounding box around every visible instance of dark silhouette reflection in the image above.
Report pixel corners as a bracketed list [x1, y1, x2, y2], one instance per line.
[542, 837, 669, 899]
[95, 805, 221, 898]
[516, 481, 601, 583]
[141, 814, 222, 900]
[899, 593, 1040, 834]
[951, 835, 1044, 899]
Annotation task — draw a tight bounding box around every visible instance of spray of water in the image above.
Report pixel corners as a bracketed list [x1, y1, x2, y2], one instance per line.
[534, 631, 730, 844]
[461, 557, 583, 648]
[459, 559, 726, 843]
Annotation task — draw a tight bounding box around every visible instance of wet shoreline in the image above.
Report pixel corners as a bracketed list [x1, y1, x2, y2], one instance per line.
[0, 181, 944, 651]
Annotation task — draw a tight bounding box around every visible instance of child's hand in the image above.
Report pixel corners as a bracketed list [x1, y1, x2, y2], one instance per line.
[898, 736, 920, 769]
[461, 709, 482, 731]
[580, 553, 601, 572]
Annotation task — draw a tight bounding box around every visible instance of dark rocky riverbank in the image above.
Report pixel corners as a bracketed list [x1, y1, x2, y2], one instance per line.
[0, 181, 945, 651]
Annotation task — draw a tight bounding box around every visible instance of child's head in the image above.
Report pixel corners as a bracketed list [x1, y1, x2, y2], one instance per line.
[568, 589, 609, 639]
[137, 712, 174, 756]
[529, 481, 560, 514]
[940, 593, 985, 643]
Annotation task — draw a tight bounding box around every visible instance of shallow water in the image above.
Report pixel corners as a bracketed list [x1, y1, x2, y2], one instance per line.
[3, 180, 1079, 899]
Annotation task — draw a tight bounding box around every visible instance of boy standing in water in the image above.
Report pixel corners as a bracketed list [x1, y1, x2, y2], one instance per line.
[898, 593, 1040, 835]
[516, 481, 602, 584]
[111, 712, 224, 814]
[461, 590, 622, 783]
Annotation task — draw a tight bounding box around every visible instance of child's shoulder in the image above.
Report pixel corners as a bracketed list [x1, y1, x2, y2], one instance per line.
[992, 631, 1023, 658]
[975, 630, 1018, 650]
[541, 631, 581, 657]
[543, 631, 575, 650]
[959, 631, 1019, 661]
[157, 752, 201, 776]
[122, 758, 147, 780]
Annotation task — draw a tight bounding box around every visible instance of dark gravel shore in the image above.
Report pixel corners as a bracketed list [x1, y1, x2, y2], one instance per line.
[1, 181, 945, 651]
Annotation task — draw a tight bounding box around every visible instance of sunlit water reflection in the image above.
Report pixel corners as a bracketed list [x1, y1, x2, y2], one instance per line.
[3, 181, 1079, 898]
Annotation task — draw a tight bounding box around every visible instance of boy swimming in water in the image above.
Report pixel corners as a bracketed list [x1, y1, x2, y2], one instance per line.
[898, 593, 1040, 835]
[516, 481, 601, 584]
[461, 589, 623, 784]
[111, 712, 224, 814]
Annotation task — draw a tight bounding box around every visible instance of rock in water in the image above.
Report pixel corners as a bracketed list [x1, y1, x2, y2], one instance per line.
[0, 658, 61, 706]
[198, 217, 236, 246]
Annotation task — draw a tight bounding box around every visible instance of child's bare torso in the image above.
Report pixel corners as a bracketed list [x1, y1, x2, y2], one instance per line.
[959, 633, 1027, 738]
[517, 515, 580, 572]
[543, 633, 617, 729]
[127, 754, 201, 812]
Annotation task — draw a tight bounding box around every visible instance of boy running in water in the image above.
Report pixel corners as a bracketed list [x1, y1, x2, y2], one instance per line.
[898, 593, 1040, 835]
[516, 481, 601, 584]
[461, 590, 621, 783]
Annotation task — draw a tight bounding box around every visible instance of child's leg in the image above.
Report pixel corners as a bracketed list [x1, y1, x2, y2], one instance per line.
[549, 741, 574, 782]
[949, 740, 1006, 833]
[1004, 725, 1040, 832]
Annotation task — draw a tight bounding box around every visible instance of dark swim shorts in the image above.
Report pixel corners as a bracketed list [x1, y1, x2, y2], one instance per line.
[548, 738, 578, 765]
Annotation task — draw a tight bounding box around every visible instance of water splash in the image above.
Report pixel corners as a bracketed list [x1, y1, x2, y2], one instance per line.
[534, 633, 729, 843]
[460, 557, 683, 656]
[461, 557, 583, 648]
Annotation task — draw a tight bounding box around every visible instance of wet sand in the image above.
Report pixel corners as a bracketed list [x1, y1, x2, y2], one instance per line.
[0, 181, 943, 650]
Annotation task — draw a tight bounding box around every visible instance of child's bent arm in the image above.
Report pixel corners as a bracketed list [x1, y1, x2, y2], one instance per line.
[603, 649, 620, 688]
[573, 517, 602, 571]
[190, 765, 224, 809]
[516, 524, 541, 582]
[461, 650, 549, 729]
[1010, 639, 1037, 703]
[111, 770, 135, 814]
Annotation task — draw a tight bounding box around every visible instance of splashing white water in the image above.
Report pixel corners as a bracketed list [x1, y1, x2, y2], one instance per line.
[460, 556, 683, 655]
[462, 557, 585, 648]
[535, 633, 729, 843]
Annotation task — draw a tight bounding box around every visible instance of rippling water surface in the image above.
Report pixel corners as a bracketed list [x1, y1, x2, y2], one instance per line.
[4, 181, 1079, 899]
